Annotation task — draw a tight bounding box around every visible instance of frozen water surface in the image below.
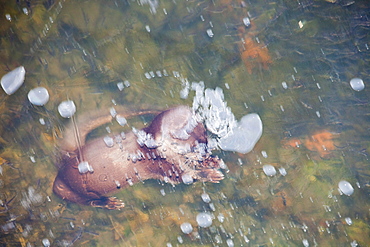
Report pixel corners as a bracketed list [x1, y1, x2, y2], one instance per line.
[1, 66, 26, 95]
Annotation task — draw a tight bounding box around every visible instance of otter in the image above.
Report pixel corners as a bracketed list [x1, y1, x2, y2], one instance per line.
[53, 105, 225, 209]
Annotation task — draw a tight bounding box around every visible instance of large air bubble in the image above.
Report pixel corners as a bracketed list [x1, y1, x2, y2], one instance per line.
[218, 113, 263, 154]
[180, 222, 193, 234]
[1, 66, 26, 95]
[349, 78, 365, 91]
[338, 180, 354, 196]
[58, 100, 76, 118]
[196, 212, 213, 228]
[28, 87, 49, 106]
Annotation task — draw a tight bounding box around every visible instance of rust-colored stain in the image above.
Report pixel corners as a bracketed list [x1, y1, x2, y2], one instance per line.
[238, 25, 272, 73]
[283, 130, 337, 158]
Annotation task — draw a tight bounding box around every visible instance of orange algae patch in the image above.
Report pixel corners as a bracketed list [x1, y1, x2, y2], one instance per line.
[283, 130, 337, 158]
[238, 25, 272, 73]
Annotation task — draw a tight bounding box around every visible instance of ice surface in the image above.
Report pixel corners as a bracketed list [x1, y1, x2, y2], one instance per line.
[350, 78, 365, 91]
[58, 100, 76, 118]
[28, 87, 49, 106]
[263, 165, 277, 176]
[1, 66, 26, 95]
[180, 222, 193, 234]
[338, 180, 354, 196]
[218, 113, 263, 154]
[196, 212, 213, 228]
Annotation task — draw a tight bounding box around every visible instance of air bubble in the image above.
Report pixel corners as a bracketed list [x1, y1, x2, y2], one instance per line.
[1, 66, 26, 95]
[196, 212, 213, 228]
[180, 222, 193, 234]
[58, 100, 76, 118]
[263, 165, 276, 176]
[182, 174, 193, 185]
[350, 78, 365, 91]
[338, 180, 354, 196]
[28, 87, 49, 106]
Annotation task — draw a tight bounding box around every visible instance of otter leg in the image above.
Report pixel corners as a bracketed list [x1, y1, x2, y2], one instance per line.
[89, 197, 125, 210]
[195, 168, 225, 183]
[53, 176, 125, 210]
[53, 176, 90, 206]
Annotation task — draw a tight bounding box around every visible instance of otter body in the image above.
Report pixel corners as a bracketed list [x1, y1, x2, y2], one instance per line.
[53, 106, 224, 209]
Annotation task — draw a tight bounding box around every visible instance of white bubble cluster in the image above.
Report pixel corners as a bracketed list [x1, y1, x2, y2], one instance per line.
[192, 83, 262, 154]
[78, 161, 94, 174]
[134, 129, 158, 148]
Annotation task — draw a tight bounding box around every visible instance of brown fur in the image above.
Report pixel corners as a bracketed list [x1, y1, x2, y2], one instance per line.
[53, 106, 224, 209]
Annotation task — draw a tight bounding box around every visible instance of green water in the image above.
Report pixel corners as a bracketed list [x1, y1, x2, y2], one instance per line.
[0, 0, 369, 246]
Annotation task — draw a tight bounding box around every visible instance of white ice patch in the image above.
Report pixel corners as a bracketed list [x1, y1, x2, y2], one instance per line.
[191, 83, 263, 154]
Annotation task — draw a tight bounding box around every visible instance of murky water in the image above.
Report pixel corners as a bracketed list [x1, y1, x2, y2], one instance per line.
[0, 0, 369, 246]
